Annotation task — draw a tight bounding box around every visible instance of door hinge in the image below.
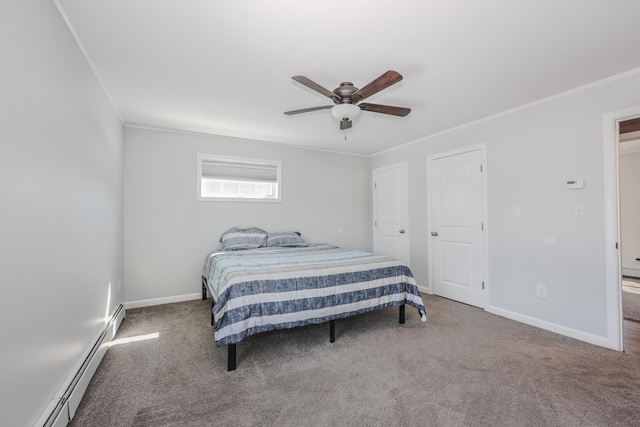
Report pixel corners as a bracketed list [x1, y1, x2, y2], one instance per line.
[482, 281, 485, 290]
[480, 164, 483, 172]
[374, 182, 377, 189]
[481, 222, 484, 231]
[616, 242, 619, 249]
[375, 220, 377, 226]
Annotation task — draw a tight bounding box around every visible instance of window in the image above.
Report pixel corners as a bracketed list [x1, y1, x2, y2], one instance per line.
[197, 154, 281, 202]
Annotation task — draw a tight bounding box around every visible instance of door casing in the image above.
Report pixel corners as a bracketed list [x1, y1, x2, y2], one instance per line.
[602, 105, 640, 351]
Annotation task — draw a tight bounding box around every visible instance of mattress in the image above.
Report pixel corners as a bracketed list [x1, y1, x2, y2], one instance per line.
[202, 244, 426, 346]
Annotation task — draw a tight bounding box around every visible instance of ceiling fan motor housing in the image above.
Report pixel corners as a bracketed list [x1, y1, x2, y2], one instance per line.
[333, 82, 358, 104]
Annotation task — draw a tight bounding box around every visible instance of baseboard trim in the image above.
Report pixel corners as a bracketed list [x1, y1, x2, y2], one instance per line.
[416, 284, 430, 294]
[622, 268, 640, 278]
[35, 304, 125, 427]
[125, 293, 202, 309]
[486, 305, 615, 350]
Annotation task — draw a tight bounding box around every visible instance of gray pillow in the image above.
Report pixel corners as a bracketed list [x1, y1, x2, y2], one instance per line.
[220, 227, 267, 250]
[265, 232, 308, 247]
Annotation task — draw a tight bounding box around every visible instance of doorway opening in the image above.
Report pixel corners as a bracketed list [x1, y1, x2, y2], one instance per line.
[619, 117, 640, 355]
[604, 107, 640, 353]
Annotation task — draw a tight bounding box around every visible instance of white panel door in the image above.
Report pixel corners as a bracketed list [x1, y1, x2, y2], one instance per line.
[373, 164, 409, 264]
[430, 149, 484, 308]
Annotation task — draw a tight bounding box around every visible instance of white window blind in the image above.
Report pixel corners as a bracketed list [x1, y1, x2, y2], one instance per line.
[201, 159, 278, 183]
[197, 154, 281, 202]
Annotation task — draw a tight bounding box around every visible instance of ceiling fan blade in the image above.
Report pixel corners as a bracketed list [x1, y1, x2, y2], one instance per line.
[351, 70, 403, 103]
[339, 119, 352, 130]
[359, 103, 411, 117]
[292, 76, 339, 102]
[284, 105, 333, 115]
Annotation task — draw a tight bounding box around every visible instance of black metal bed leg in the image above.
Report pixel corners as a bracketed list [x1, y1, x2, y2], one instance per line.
[329, 320, 335, 343]
[228, 344, 237, 371]
[211, 300, 214, 325]
[399, 304, 405, 324]
[201, 277, 207, 300]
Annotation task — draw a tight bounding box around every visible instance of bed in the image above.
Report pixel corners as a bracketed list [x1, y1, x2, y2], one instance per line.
[202, 228, 427, 371]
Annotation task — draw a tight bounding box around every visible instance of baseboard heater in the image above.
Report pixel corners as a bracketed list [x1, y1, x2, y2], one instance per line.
[35, 304, 125, 427]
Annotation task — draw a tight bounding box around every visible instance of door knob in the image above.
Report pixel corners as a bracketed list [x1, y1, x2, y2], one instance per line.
[431, 231, 438, 236]
[399, 229, 405, 234]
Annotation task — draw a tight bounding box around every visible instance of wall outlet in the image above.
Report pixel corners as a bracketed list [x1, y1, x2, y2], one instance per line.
[512, 205, 521, 216]
[536, 284, 547, 299]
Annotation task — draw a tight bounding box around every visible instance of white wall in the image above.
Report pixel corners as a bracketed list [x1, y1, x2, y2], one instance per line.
[0, 2, 123, 426]
[371, 71, 640, 344]
[124, 127, 371, 304]
[620, 150, 640, 277]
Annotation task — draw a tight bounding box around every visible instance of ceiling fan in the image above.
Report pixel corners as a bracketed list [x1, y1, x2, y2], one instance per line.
[284, 70, 411, 131]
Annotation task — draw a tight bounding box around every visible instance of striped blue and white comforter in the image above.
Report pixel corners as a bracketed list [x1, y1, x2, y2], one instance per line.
[203, 244, 427, 347]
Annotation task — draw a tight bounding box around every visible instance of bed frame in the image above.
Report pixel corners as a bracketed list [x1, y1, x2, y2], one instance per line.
[202, 277, 405, 371]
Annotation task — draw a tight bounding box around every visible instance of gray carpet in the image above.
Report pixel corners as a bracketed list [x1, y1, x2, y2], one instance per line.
[70, 295, 640, 427]
[623, 278, 640, 322]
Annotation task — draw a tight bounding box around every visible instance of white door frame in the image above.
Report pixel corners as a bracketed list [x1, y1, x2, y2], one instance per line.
[602, 105, 640, 351]
[427, 143, 489, 308]
[373, 162, 410, 264]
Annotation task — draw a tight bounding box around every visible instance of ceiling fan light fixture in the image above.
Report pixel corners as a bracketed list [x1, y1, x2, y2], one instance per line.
[331, 103, 361, 121]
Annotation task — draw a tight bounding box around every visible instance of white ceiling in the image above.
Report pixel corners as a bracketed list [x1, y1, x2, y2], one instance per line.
[56, 0, 640, 156]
